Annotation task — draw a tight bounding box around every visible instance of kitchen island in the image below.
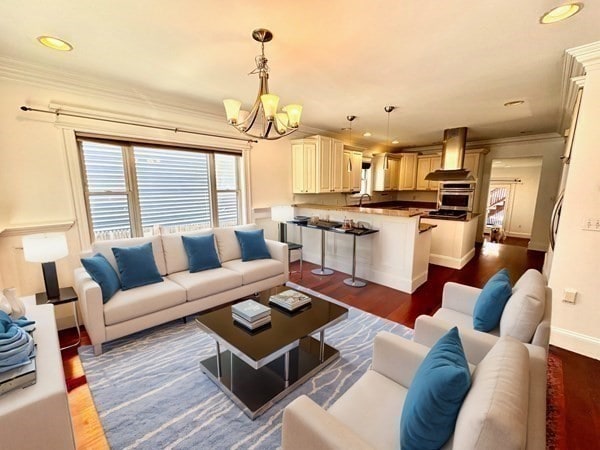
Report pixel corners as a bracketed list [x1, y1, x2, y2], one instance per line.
[421, 213, 480, 269]
[290, 204, 432, 293]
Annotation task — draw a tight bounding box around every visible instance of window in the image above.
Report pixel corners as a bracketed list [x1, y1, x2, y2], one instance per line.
[79, 138, 242, 240]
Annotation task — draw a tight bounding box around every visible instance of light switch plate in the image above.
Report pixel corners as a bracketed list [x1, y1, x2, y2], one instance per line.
[563, 288, 577, 304]
[582, 218, 600, 231]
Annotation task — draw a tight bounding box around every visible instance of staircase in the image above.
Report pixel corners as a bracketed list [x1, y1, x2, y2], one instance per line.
[486, 187, 508, 227]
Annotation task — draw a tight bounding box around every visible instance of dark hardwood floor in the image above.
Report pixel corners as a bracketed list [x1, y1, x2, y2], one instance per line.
[60, 240, 599, 449]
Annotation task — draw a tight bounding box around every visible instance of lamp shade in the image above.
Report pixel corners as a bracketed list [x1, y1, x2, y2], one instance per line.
[283, 104, 303, 127]
[22, 233, 68, 263]
[270, 205, 295, 222]
[275, 113, 289, 134]
[223, 99, 242, 123]
[260, 94, 280, 119]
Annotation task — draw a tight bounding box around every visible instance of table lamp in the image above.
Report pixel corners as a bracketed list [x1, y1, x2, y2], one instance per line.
[270, 205, 295, 242]
[22, 232, 69, 300]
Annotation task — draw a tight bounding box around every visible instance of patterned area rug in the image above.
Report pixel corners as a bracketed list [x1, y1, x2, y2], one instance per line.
[79, 287, 413, 450]
[546, 352, 567, 450]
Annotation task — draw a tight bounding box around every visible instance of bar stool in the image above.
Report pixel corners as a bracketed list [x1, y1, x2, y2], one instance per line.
[278, 223, 303, 279]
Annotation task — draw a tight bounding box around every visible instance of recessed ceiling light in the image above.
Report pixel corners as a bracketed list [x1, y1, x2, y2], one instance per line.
[363, 132, 372, 137]
[391, 139, 400, 144]
[504, 100, 525, 107]
[540, 3, 583, 24]
[37, 36, 73, 51]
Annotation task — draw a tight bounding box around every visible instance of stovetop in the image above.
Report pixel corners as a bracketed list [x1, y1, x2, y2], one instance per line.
[427, 209, 468, 219]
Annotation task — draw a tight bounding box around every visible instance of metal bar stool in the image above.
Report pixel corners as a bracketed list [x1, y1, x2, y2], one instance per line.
[279, 223, 303, 279]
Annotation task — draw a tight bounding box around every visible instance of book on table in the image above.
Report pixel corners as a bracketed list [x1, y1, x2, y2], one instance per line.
[269, 289, 312, 311]
[232, 313, 271, 330]
[231, 299, 271, 322]
[0, 358, 36, 396]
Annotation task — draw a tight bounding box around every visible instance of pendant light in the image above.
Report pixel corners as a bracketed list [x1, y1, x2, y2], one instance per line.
[383, 106, 396, 170]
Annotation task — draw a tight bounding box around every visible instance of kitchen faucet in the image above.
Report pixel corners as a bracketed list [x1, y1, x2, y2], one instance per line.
[359, 193, 372, 207]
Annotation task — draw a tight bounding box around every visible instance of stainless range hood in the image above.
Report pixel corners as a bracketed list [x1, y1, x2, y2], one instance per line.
[425, 127, 474, 181]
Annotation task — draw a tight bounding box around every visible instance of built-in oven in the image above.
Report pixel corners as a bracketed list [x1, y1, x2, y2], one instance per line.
[438, 182, 475, 211]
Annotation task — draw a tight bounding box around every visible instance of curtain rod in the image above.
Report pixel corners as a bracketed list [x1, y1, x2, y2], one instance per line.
[19, 106, 258, 143]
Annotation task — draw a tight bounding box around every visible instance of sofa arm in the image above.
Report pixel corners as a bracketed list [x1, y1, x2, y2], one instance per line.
[282, 395, 373, 450]
[441, 282, 481, 316]
[74, 267, 106, 347]
[531, 319, 550, 351]
[371, 331, 429, 388]
[265, 239, 289, 266]
[414, 315, 497, 365]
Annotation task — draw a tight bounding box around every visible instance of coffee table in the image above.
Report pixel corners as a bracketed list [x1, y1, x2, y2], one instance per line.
[195, 286, 348, 419]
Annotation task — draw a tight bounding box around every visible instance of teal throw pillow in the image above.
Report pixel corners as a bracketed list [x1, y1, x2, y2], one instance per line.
[473, 268, 513, 332]
[235, 229, 271, 261]
[400, 327, 471, 450]
[80, 253, 121, 303]
[112, 243, 163, 290]
[182, 234, 221, 273]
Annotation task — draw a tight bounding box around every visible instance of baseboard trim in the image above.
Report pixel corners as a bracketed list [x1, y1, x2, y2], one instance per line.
[551, 326, 600, 360]
[429, 248, 475, 270]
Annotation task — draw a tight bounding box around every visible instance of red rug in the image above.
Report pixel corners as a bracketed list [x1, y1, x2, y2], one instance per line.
[546, 352, 567, 449]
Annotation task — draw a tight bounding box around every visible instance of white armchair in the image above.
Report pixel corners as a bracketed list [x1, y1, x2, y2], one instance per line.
[282, 330, 546, 450]
[430, 269, 552, 350]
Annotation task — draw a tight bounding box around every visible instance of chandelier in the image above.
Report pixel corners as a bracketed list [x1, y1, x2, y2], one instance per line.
[223, 29, 303, 140]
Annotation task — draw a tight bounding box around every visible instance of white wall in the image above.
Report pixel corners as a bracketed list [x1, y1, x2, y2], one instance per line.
[548, 62, 600, 360]
[489, 164, 542, 237]
[0, 76, 291, 327]
[476, 139, 563, 250]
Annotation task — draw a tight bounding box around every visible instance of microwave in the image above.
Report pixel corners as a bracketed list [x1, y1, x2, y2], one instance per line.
[438, 182, 475, 211]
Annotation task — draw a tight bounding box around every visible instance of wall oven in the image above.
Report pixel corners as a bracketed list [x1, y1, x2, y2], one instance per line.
[438, 182, 475, 211]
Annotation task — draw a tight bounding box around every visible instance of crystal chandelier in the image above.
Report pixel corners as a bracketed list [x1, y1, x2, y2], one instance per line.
[223, 29, 303, 140]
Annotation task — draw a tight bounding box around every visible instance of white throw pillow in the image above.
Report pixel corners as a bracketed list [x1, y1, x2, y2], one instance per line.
[500, 269, 546, 342]
[453, 336, 529, 450]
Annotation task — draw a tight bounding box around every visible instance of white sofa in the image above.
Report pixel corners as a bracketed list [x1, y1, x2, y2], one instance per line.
[74, 224, 288, 355]
[431, 269, 552, 351]
[282, 326, 546, 450]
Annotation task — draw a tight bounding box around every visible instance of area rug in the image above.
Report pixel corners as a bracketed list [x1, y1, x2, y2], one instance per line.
[79, 287, 413, 450]
[546, 352, 567, 450]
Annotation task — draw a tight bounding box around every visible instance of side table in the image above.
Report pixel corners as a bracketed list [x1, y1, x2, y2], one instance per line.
[34, 286, 81, 351]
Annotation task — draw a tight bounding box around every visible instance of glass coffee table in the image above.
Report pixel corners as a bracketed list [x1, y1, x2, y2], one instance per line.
[195, 286, 348, 420]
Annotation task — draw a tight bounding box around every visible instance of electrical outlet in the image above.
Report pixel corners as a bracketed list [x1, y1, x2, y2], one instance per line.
[563, 288, 577, 304]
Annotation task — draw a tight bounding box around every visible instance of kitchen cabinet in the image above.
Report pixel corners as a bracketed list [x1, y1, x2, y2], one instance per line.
[342, 150, 362, 192]
[291, 140, 317, 193]
[463, 152, 481, 179]
[416, 155, 441, 191]
[316, 136, 344, 193]
[373, 154, 400, 191]
[398, 153, 418, 190]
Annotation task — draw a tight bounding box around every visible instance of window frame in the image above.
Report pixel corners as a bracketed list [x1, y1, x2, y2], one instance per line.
[77, 136, 243, 241]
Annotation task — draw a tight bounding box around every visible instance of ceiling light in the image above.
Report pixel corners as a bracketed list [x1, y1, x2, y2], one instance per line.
[223, 29, 302, 140]
[504, 100, 525, 107]
[391, 139, 400, 145]
[37, 36, 73, 51]
[363, 132, 372, 137]
[540, 3, 583, 24]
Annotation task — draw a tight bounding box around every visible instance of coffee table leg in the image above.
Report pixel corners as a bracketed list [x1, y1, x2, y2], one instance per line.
[319, 330, 325, 362]
[284, 352, 290, 388]
[215, 341, 222, 379]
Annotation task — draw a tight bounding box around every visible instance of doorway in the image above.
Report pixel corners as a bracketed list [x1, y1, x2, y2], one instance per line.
[483, 157, 543, 247]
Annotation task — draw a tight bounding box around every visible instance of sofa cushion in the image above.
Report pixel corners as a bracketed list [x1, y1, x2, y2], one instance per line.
[162, 229, 214, 274]
[103, 278, 186, 325]
[400, 327, 471, 450]
[112, 243, 164, 290]
[235, 229, 271, 261]
[434, 309, 500, 337]
[221, 258, 284, 285]
[453, 336, 529, 450]
[500, 269, 546, 342]
[328, 370, 408, 450]
[92, 235, 167, 276]
[473, 269, 512, 332]
[80, 253, 121, 303]
[168, 268, 242, 301]
[182, 234, 221, 272]
[213, 224, 259, 263]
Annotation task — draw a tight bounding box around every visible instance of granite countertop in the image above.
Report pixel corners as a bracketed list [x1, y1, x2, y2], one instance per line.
[293, 203, 424, 218]
[421, 212, 480, 222]
[419, 223, 437, 233]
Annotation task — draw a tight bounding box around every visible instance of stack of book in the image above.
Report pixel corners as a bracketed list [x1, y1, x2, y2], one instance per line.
[269, 289, 311, 311]
[231, 300, 271, 330]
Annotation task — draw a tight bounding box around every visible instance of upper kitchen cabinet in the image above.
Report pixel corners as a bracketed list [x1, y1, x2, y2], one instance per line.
[463, 152, 482, 180]
[373, 154, 399, 191]
[398, 153, 418, 190]
[291, 139, 317, 193]
[342, 149, 363, 192]
[416, 155, 442, 191]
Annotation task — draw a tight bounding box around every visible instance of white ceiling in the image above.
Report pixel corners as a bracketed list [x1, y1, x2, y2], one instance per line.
[0, 0, 599, 146]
